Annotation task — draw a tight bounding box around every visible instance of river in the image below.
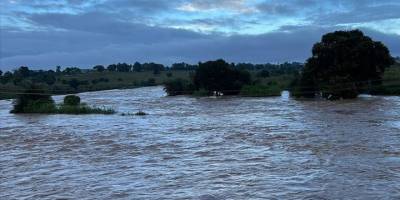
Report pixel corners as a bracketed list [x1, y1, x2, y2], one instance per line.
[1, 86, 400, 199]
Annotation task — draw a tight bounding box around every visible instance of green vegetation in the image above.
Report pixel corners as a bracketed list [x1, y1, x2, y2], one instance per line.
[57, 104, 115, 115]
[11, 88, 114, 114]
[164, 59, 299, 97]
[11, 86, 56, 114]
[64, 95, 81, 106]
[240, 85, 282, 97]
[292, 30, 395, 100]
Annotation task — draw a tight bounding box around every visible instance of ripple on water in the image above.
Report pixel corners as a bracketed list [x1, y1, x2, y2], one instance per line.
[1, 86, 400, 199]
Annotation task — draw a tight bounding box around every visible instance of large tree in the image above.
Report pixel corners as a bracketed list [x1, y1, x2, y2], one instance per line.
[294, 30, 394, 99]
[193, 59, 251, 95]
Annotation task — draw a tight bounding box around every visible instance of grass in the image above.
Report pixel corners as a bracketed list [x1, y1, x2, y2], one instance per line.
[240, 84, 282, 97]
[0, 70, 192, 100]
[370, 65, 400, 95]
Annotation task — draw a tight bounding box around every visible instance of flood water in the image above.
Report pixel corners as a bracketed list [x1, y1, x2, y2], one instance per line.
[1, 86, 400, 199]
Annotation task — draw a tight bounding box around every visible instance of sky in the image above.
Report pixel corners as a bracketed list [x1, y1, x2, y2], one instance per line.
[0, 0, 400, 70]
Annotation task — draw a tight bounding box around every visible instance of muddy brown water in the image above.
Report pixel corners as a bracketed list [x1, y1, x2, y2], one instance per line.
[1, 86, 400, 199]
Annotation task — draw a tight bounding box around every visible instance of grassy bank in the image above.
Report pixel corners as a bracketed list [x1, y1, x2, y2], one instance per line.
[0, 70, 191, 100]
[2, 63, 399, 100]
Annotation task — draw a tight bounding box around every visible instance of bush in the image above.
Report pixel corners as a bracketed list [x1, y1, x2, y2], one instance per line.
[11, 87, 56, 113]
[58, 104, 115, 115]
[164, 78, 194, 96]
[64, 95, 81, 106]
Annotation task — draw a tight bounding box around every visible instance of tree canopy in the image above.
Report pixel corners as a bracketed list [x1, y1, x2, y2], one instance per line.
[293, 30, 394, 99]
[193, 59, 251, 95]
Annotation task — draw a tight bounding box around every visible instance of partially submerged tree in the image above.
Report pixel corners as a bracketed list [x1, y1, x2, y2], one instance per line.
[11, 85, 55, 113]
[193, 59, 251, 95]
[293, 30, 394, 99]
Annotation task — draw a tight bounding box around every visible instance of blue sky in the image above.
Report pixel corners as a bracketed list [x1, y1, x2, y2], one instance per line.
[1, 0, 400, 70]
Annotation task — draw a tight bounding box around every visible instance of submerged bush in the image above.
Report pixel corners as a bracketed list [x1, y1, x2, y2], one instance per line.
[11, 88, 114, 115]
[164, 78, 194, 96]
[58, 104, 115, 115]
[11, 86, 56, 113]
[64, 95, 81, 106]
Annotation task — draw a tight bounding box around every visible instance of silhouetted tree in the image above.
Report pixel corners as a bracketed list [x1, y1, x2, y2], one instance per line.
[11, 85, 55, 113]
[194, 59, 251, 95]
[1, 72, 13, 84]
[133, 62, 142, 72]
[63, 67, 81, 74]
[68, 79, 80, 90]
[93, 65, 105, 72]
[294, 30, 394, 99]
[107, 64, 117, 71]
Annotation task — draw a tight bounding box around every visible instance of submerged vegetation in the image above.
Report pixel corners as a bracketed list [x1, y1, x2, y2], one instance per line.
[291, 30, 395, 100]
[11, 90, 114, 114]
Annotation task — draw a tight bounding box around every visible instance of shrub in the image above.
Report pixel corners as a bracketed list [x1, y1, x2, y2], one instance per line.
[164, 78, 194, 96]
[58, 104, 115, 115]
[11, 87, 56, 113]
[64, 95, 81, 106]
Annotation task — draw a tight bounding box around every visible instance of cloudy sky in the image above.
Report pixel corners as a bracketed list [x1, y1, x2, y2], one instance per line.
[1, 0, 400, 70]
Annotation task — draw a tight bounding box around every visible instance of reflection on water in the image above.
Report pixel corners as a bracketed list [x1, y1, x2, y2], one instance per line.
[1, 86, 400, 199]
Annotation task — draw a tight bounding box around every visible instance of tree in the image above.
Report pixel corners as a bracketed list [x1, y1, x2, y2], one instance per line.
[193, 59, 251, 95]
[56, 66, 61, 73]
[294, 30, 394, 99]
[257, 70, 270, 78]
[68, 79, 80, 90]
[107, 64, 117, 71]
[93, 65, 105, 72]
[1, 72, 13, 84]
[63, 67, 81, 74]
[133, 62, 142, 72]
[11, 86, 55, 113]
[0, 70, 2, 76]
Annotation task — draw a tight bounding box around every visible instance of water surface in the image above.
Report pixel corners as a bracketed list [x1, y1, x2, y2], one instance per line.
[1, 86, 400, 199]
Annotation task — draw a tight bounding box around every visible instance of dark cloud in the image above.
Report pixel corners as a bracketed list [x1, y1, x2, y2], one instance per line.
[0, 0, 399, 70]
[2, 20, 399, 70]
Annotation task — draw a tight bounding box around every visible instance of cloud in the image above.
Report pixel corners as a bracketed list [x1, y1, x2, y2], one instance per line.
[177, 0, 254, 13]
[1, 0, 399, 70]
[2, 18, 399, 71]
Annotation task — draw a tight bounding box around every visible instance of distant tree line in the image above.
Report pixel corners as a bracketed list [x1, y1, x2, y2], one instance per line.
[0, 61, 304, 86]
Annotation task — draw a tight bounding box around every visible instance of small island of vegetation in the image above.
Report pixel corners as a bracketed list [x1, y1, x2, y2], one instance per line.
[11, 86, 114, 114]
